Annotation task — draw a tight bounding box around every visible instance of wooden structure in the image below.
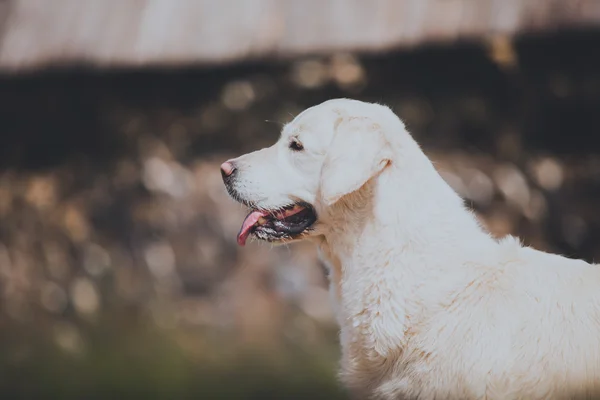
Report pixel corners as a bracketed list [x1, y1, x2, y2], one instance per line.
[0, 0, 599, 72]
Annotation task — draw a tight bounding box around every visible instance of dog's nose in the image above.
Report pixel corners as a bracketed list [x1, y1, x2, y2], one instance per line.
[220, 161, 236, 179]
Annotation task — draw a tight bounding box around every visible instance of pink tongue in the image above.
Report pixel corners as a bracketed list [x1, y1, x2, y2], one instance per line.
[237, 209, 270, 246]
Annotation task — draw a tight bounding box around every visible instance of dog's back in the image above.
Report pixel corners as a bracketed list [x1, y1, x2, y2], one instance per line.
[371, 239, 600, 399]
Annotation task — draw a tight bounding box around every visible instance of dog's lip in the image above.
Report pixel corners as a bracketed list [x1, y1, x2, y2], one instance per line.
[236, 203, 314, 246]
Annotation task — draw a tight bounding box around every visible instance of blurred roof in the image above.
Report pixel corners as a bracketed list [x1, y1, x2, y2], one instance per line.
[0, 0, 599, 72]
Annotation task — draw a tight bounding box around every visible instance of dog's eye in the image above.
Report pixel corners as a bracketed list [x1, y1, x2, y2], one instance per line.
[289, 139, 304, 151]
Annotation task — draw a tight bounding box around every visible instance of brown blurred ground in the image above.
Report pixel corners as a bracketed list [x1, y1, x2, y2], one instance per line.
[0, 30, 600, 399]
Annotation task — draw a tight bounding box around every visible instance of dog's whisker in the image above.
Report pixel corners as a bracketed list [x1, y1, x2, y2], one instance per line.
[264, 119, 285, 127]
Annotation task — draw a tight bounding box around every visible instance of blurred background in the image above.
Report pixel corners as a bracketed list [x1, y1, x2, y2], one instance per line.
[0, 1, 599, 398]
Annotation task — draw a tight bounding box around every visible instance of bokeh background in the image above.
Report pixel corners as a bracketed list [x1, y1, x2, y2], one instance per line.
[1, 1, 600, 399]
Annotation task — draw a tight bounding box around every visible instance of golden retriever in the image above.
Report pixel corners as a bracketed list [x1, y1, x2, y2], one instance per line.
[221, 98, 600, 399]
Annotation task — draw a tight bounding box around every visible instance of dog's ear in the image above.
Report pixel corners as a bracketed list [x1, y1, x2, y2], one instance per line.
[319, 116, 392, 206]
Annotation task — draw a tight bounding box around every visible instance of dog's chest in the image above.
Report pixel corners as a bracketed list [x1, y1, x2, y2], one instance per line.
[319, 244, 417, 356]
[337, 262, 417, 366]
[319, 244, 450, 395]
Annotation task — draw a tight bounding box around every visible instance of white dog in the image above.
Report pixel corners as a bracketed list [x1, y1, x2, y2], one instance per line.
[220, 98, 600, 399]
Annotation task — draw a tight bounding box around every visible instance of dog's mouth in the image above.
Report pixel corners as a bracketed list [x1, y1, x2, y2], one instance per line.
[237, 202, 317, 246]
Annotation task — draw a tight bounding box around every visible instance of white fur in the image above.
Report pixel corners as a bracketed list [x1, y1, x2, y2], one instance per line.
[227, 98, 600, 399]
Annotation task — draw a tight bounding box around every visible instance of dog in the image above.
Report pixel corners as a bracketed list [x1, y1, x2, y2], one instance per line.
[221, 98, 600, 399]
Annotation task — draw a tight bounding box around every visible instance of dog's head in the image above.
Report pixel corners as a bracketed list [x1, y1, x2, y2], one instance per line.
[221, 98, 411, 246]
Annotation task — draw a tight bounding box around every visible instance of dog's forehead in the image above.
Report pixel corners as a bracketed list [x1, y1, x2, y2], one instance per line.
[281, 105, 338, 140]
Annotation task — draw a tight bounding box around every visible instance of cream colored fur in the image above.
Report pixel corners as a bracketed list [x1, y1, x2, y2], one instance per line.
[226, 98, 600, 399]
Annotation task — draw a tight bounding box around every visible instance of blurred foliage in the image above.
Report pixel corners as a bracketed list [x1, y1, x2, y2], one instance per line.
[0, 30, 599, 398]
[0, 313, 344, 399]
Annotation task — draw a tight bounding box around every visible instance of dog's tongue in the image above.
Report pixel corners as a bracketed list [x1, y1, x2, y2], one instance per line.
[237, 209, 270, 246]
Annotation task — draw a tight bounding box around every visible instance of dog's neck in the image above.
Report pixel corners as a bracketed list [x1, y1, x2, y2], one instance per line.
[317, 153, 497, 374]
[323, 155, 494, 266]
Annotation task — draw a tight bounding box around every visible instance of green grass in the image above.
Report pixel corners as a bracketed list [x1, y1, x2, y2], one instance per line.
[0, 316, 347, 400]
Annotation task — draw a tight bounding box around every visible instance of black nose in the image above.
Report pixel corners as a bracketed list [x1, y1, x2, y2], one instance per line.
[220, 161, 237, 182]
